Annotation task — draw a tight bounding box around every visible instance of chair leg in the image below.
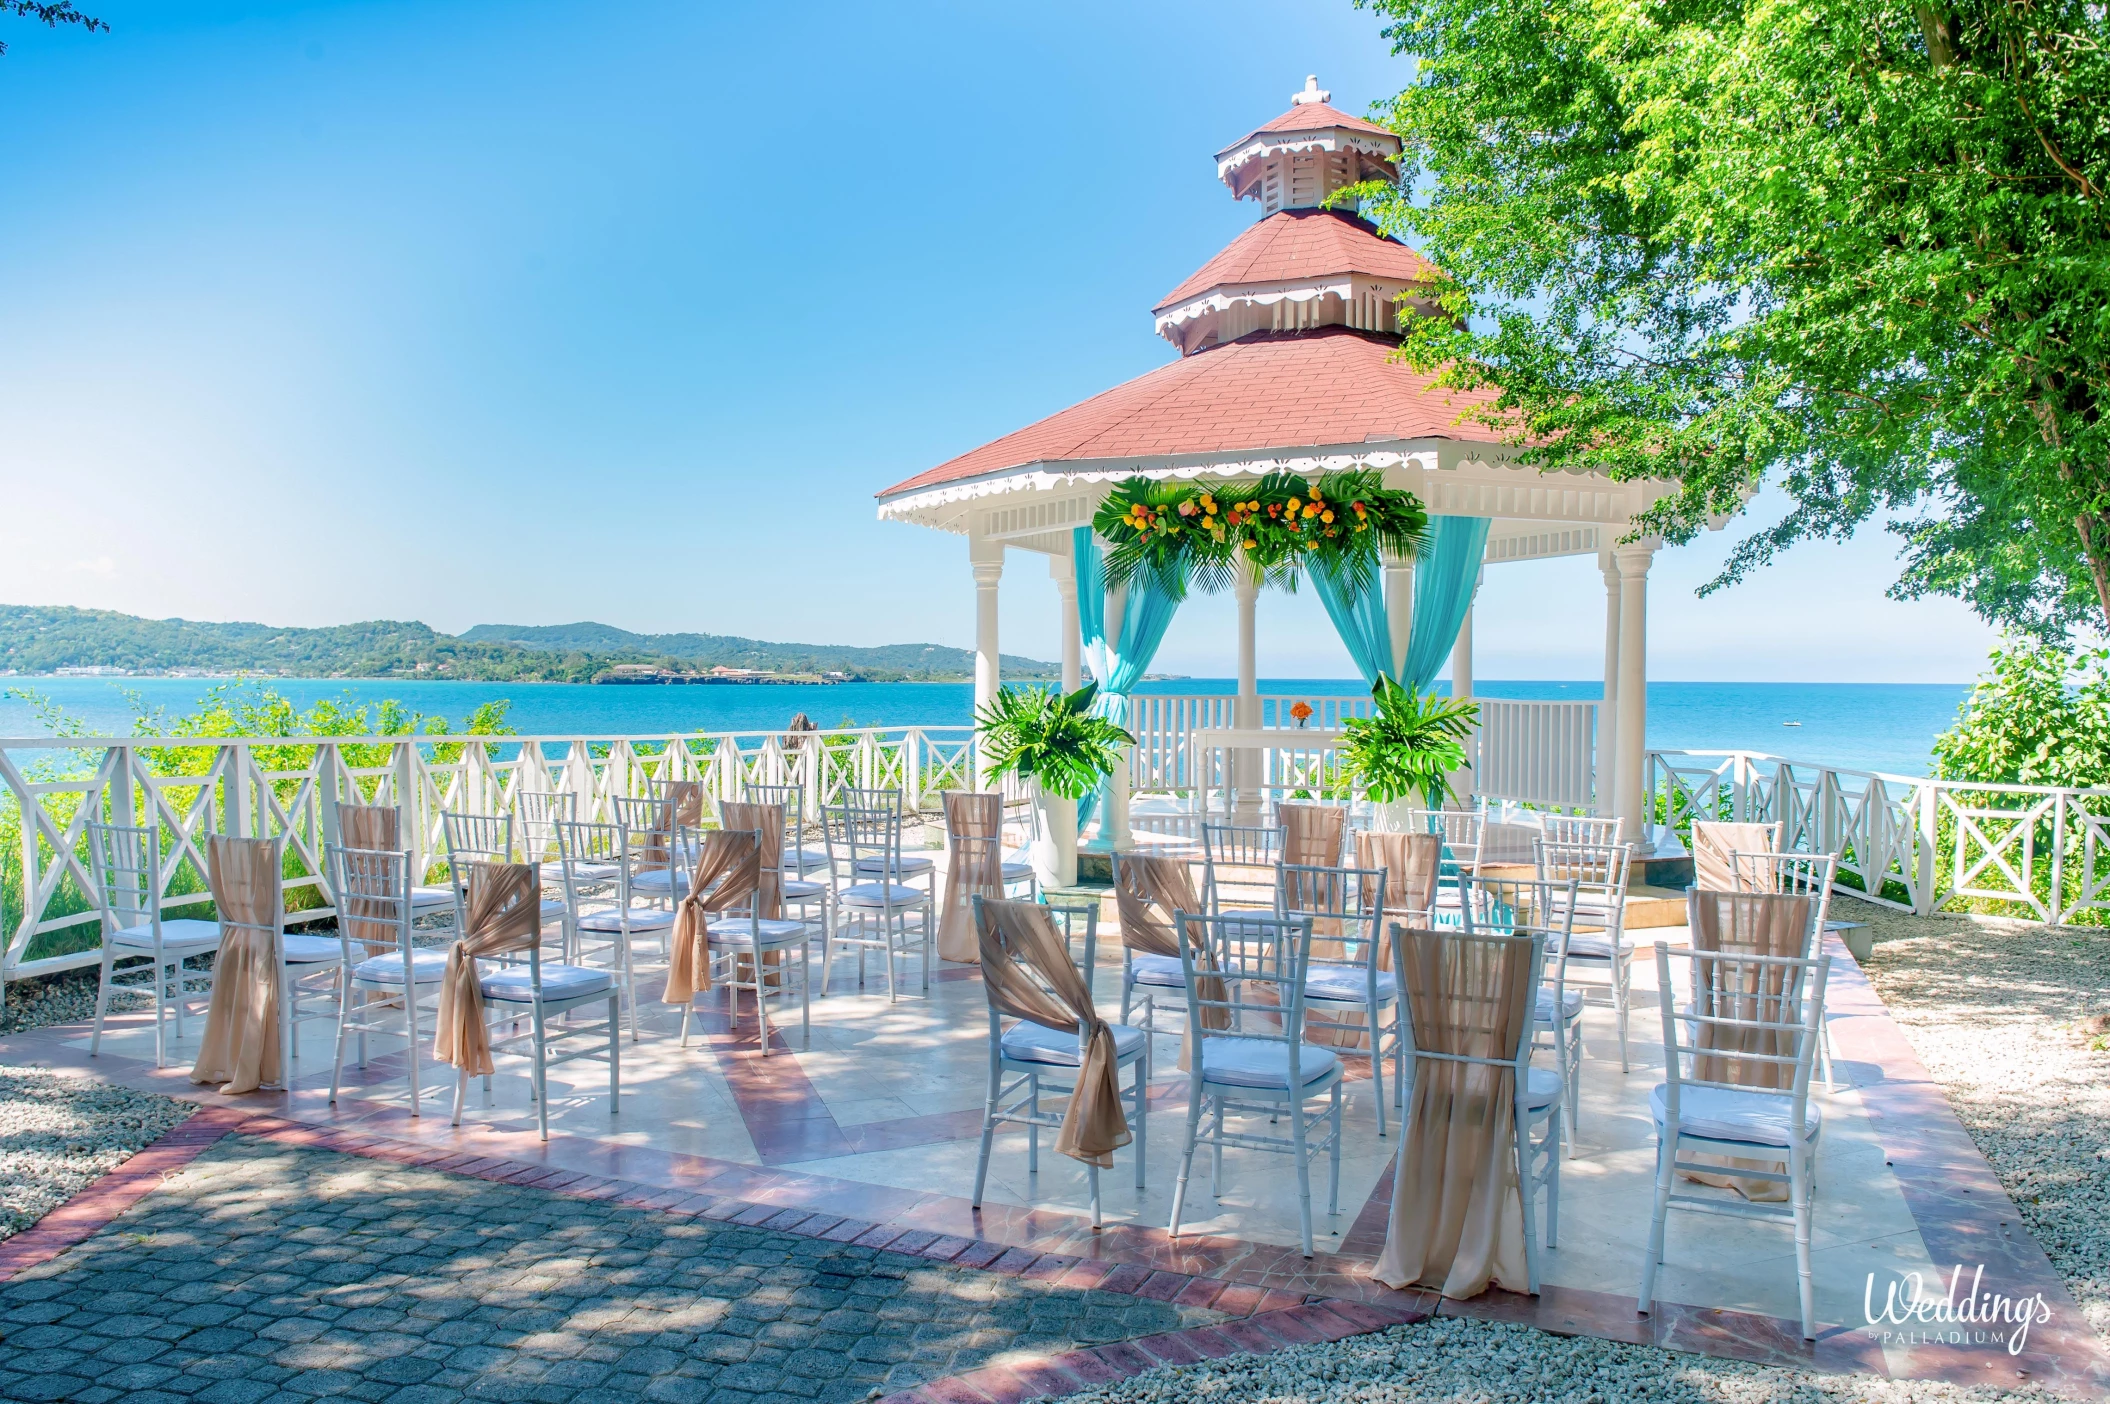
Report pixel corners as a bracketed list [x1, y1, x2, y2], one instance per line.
[1545, 1106, 1562, 1248]
[609, 993, 621, 1113]
[800, 941, 812, 1051]
[1132, 1056, 1147, 1190]
[90, 947, 117, 1058]
[1027, 1072, 1041, 1175]
[1291, 1093, 1314, 1258]
[1087, 1162, 1102, 1229]
[405, 985, 424, 1117]
[1637, 1134, 1675, 1316]
[532, 1002, 550, 1141]
[755, 955, 773, 1056]
[972, 1050, 1000, 1208]
[1210, 1100, 1224, 1197]
[1369, 1010, 1386, 1139]
[1613, 948, 1632, 1073]
[451, 1067, 471, 1126]
[1515, 1104, 1540, 1295]
[1793, 1145, 1815, 1338]
[1327, 1084, 1342, 1217]
[1168, 1088, 1204, 1239]
[329, 985, 352, 1106]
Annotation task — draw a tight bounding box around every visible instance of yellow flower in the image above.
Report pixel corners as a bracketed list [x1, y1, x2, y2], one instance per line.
[1240, 538, 1256, 550]
[1321, 510, 1334, 524]
[1287, 497, 1301, 512]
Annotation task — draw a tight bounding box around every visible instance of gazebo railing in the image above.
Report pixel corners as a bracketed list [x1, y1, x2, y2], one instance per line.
[0, 725, 975, 991]
[1646, 748, 2110, 923]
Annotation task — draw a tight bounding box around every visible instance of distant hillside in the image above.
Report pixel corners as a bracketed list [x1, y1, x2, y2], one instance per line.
[0, 606, 1056, 683]
[462, 622, 1056, 680]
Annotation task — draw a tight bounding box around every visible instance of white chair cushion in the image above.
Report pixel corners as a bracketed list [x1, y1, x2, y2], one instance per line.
[706, 916, 810, 944]
[788, 845, 831, 870]
[542, 860, 622, 883]
[780, 879, 828, 900]
[576, 905, 678, 933]
[854, 854, 936, 876]
[480, 964, 614, 1001]
[839, 881, 927, 908]
[1650, 1083, 1821, 1148]
[1535, 986, 1585, 1024]
[1305, 963, 1397, 1005]
[1127, 953, 1186, 988]
[1199, 1036, 1339, 1091]
[1000, 861, 1034, 883]
[1001, 1020, 1147, 1067]
[108, 919, 220, 952]
[351, 950, 450, 985]
[282, 934, 344, 964]
[409, 885, 456, 910]
[1523, 1065, 1564, 1113]
[1563, 934, 1623, 960]
[629, 870, 684, 893]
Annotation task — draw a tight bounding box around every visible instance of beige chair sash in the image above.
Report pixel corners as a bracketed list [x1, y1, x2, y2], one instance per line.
[1113, 856, 1227, 1066]
[190, 835, 286, 1095]
[938, 791, 1003, 963]
[1374, 926, 1533, 1299]
[1692, 821, 1783, 893]
[1279, 802, 1345, 868]
[664, 828, 763, 1002]
[720, 803, 785, 920]
[1355, 831, 1442, 962]
[336, 802, 405, 956]
[1683, 888, 1813, 1201]
[641, 781, 708, 872]
[432, 863, 543, 1077]
[976, 898, 1131, 1168]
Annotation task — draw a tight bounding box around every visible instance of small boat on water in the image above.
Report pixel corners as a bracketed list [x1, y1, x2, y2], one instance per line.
[1783, 720, 1802, 727]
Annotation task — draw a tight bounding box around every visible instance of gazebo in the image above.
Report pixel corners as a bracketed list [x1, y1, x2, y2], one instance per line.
[877, 77, 1686, 844]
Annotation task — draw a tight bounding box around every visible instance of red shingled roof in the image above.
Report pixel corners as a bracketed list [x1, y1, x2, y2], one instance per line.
[1155, 210, 1438, 314]
[1218, 100, 1398, 157]
[877, 327, 1501, 500]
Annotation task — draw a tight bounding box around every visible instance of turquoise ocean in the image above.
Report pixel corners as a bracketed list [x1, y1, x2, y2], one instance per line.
[0, 677, 1968, 779]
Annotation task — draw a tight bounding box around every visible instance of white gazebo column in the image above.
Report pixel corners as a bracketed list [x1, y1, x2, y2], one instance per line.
[971, 538, 1003, 782]
[1450, 589, 1476, 802]
[1232, 564, 1262, 823]
[1102, 583, 1134, 850]
[1598, 550, 1621, 816]
[1382, 550, 1414, 682]
[1050, 547, 1081, 692]
[1612, 542, 1656, 839]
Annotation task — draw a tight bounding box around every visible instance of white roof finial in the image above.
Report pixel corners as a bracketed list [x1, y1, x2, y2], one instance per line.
[1292, 75, 1330, 105]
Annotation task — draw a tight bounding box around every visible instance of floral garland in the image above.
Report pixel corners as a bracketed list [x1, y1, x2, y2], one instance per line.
[1089, 468, 1428, 598]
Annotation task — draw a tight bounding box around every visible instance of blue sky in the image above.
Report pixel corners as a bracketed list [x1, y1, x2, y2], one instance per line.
[0, 0, 1997, 682]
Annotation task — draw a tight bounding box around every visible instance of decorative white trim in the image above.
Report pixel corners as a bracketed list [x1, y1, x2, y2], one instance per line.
[1155, 277, 1375, 332]
[1215, 129, 1399, 181]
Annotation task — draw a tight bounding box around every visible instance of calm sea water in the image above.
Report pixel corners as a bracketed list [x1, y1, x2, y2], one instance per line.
[0, 676, 1968, 777]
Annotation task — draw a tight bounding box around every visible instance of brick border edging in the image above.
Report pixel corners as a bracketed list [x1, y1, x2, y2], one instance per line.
[0, 1106, 243, 1284]
[0, 1106, 1429, 1402]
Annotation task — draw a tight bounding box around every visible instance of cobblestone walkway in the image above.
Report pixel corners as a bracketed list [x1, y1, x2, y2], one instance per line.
[0, 1137, 1225, 1404]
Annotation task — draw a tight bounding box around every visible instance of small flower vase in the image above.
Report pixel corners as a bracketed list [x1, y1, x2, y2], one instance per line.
[1028, 783, 1079, 890]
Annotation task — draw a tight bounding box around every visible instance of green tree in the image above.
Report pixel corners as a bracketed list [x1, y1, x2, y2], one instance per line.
[1361, 0, 2110, 639]
[1933, 641, 2110, 787]
[2, 2, 103, 56]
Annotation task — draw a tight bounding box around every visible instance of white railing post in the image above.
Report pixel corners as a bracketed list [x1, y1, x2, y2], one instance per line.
[1915, 782, 1940, 915]
[905, 730, 924, 810]
[2052, 790, 2068, 924]
[224, 743, 251, 838]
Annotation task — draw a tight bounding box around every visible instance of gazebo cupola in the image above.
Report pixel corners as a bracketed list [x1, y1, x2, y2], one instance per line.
[1154, 78, 1445, 356]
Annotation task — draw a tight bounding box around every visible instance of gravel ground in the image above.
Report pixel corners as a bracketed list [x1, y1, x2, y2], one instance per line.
[1849, 895, 2110, 1338]
[0, 1061, 192, 1243]
[1058, 1316, 2053, 1404]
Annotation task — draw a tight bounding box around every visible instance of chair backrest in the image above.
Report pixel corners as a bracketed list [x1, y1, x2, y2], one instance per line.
[822, 801, 901, 877]
[1400, 807, 1482, 868]
[86, 820, 159, 936]
[745, 783, 807, 848]
[1724, 851, 1837, 949]
[1276, 863, 1387, 971]
[1691, 820, 1783, 892]
[1452, 871, 1581, 1015]
[1038, 895, 1100, 975]
[514, 791, 576, 864]
[1477, 819, 1542, 870]
[208, 834, 286, 947]
[843, 786, 904, 814]
[1393, 924, 1544, 1082]
[1174, 909, 1317, 1051]
[326, 843, 412, 961]
[1534, 837, 1632, 896]
[1540, 813, 1623, 847]
[1276, 801, 1349, 866]
[1201, 823, 1284, 914]
[555, 817, 630, 903]
[442, 811, 514, 869]
[1656, 942, 1830, 1132]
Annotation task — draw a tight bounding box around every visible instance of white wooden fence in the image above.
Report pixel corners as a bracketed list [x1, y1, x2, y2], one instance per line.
[1646, 749, 2110, 922]
[0, 726, 976, 989]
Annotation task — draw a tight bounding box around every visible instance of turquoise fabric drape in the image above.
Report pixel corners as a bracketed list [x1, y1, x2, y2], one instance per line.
[1307, 515, 1490, 689]
[1401, 516, 1491, 689]
[1075, 527, 1180, 831]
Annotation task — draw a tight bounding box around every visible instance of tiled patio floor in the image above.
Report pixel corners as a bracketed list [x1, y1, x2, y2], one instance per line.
[3, 902, 2104, 1397]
